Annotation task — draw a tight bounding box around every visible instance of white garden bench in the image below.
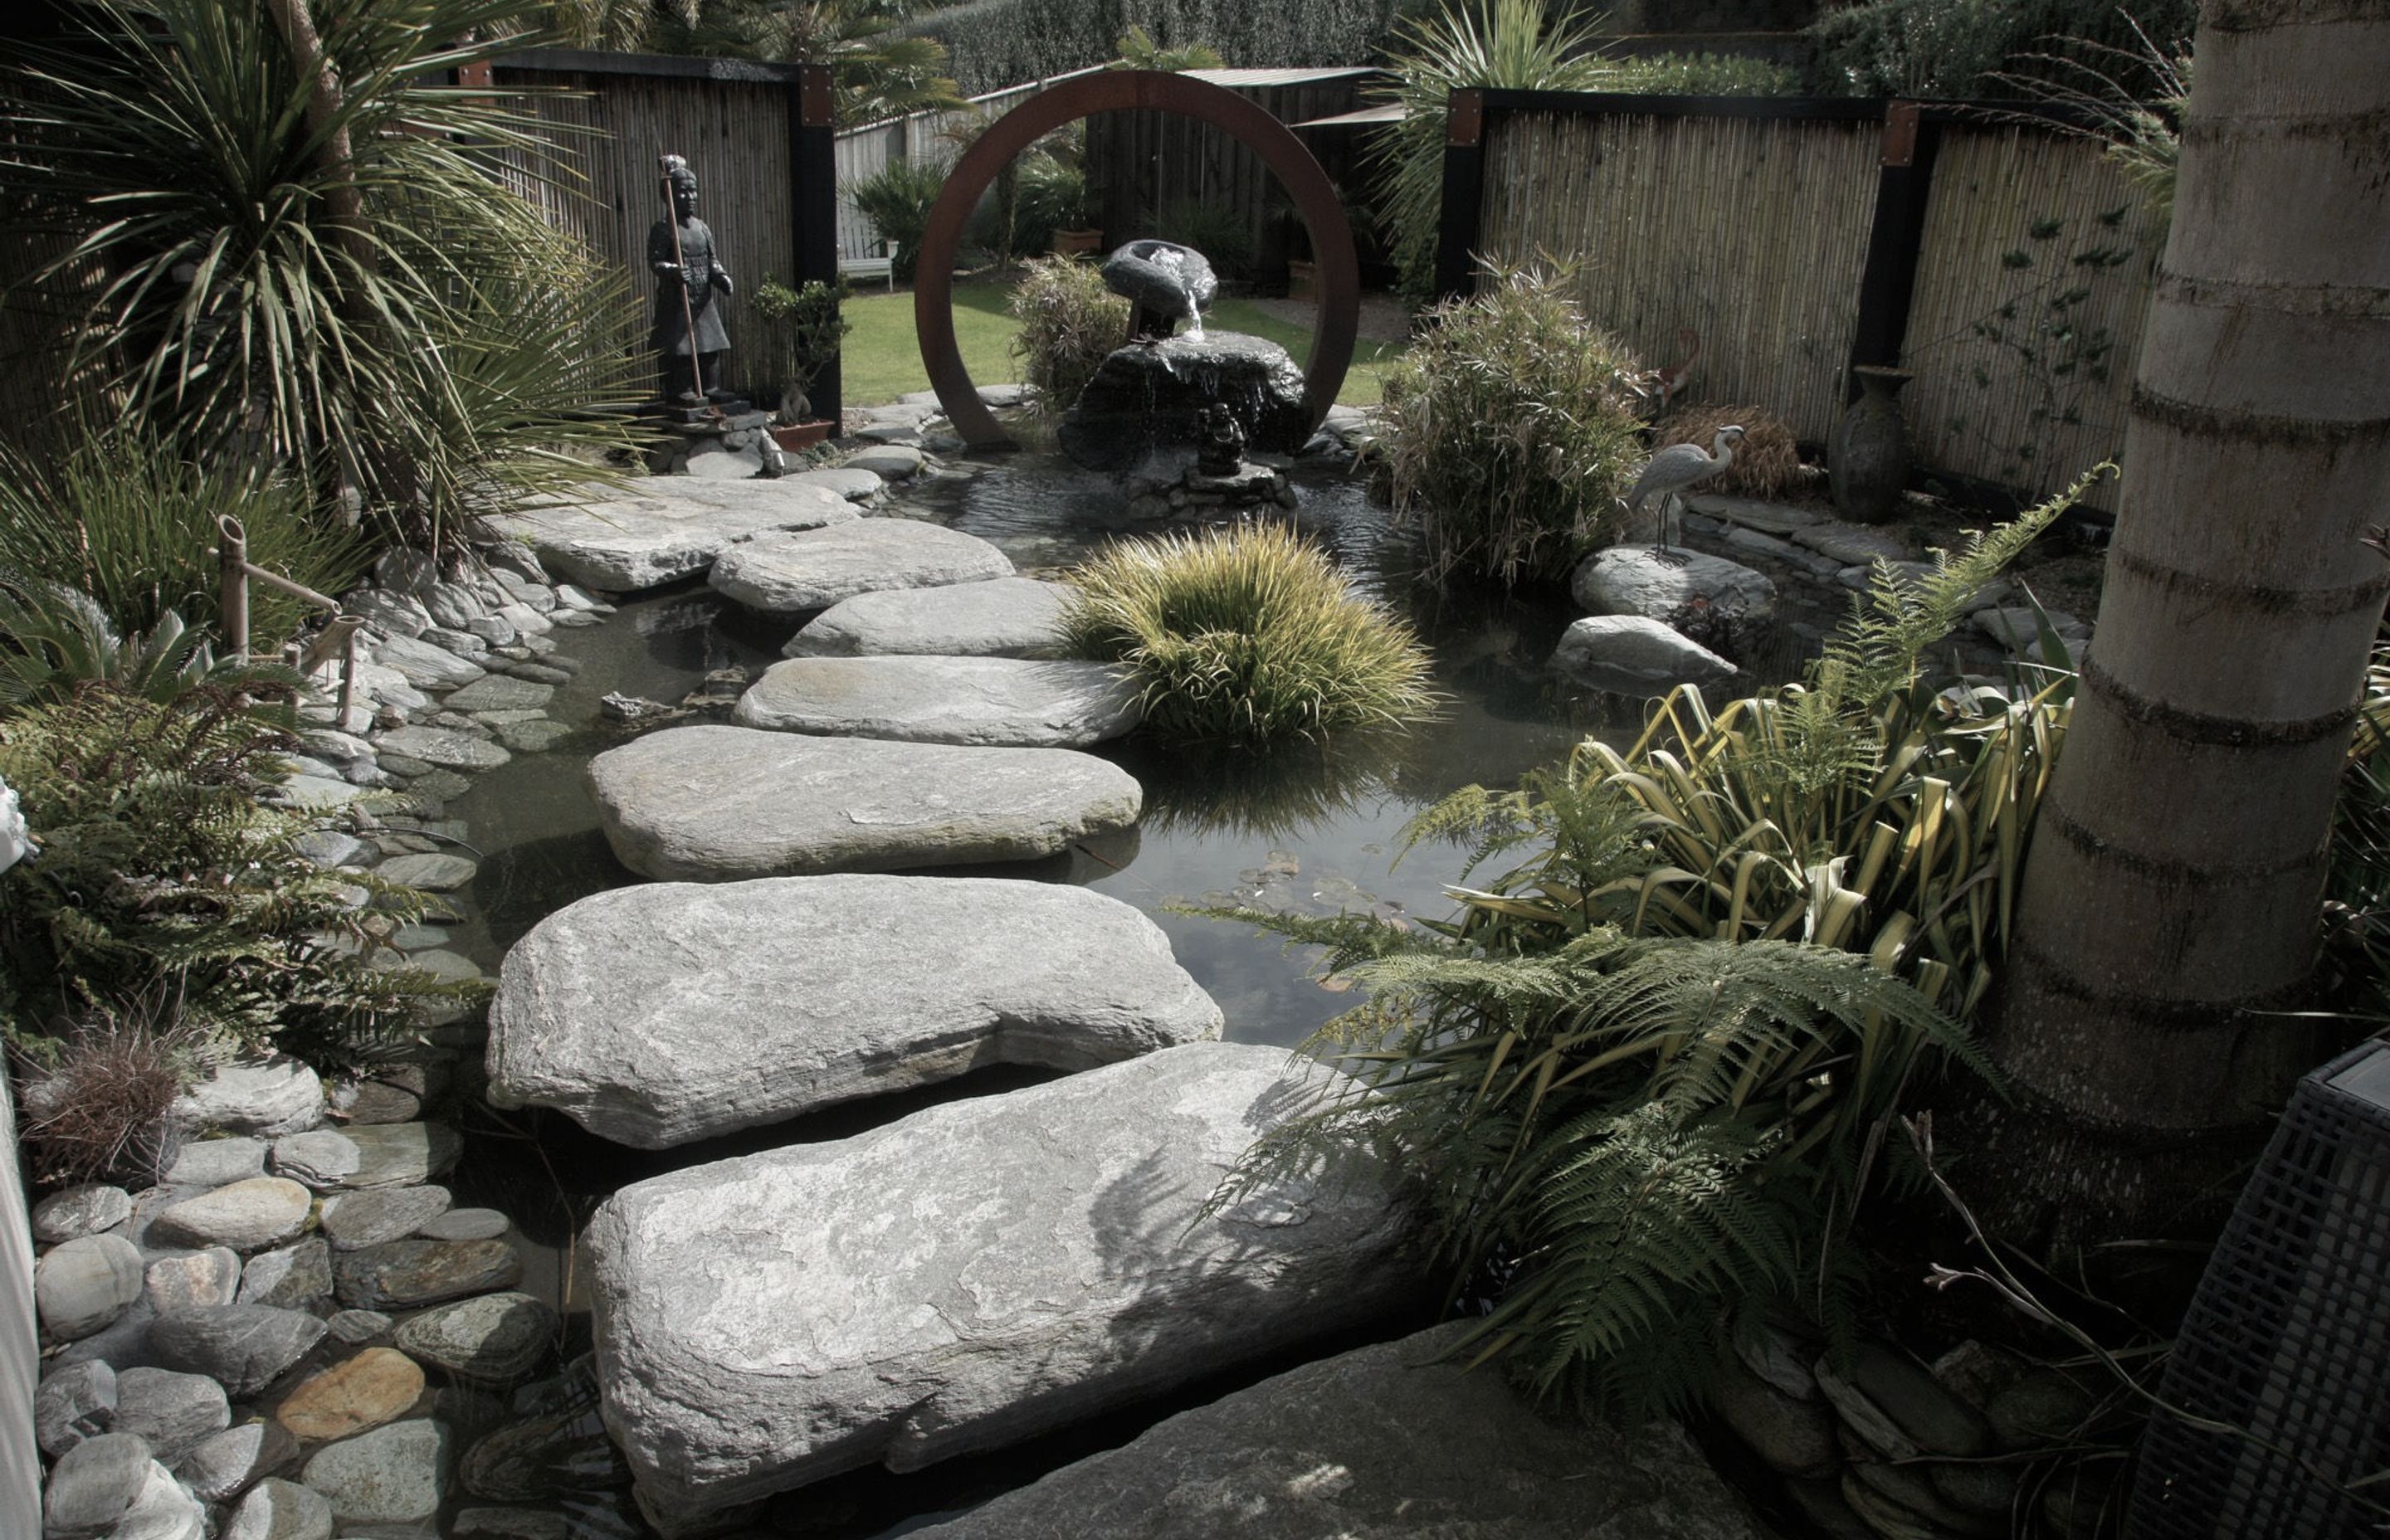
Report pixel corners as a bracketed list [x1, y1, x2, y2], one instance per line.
[838, 240, 899, 291]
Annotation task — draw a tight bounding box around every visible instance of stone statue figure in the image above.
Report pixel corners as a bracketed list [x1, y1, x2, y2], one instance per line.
[650, 154, 734, 402]
[1194, 402, 1246, 478]
[1102, 239, 1217, 342]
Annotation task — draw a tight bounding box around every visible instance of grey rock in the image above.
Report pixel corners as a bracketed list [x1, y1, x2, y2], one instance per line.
[1975, 604, 2089, 653]
[734, 655, 1141, 748]
[506, 662, 573, 686]
[551, 583, 602, 612]
[144, 1247, 242, 1312]
[41, 1432, 154, 1538]
[422, 625, 490, 657]
[686, 447, 762, 480]
[300, 1418, 451, 1524]
[374, 853, 479, 892]
[272, 1123, 461, 1192]
[171, 1055, 324, 1138]
[1711, 1343, 1838, 1478]
[35, 1360, 117, 1458]
[494, 478, 859, 592]
[456, 1367, 628, 1502]
[334, 1238, 522, 1310]
[1793, 521, 1910, 565]
[495, 601, 551, 636]
[271, 772, 369, 809]
[488, 875, 1222, 1147]
[150, 1177, 313, 1252]
[329, 1064, 445, 1126]
[1570, 545, 1777, 647]
[394, 1292, 558, 1385]
[292, 831, 371, 870]
[1687, 492, 1822, 534]
[373, 725, 510, 772]
[152, 1304, 329, 1396]
[1550, 615, 1737, 696]
[351, 659, 432, 712]
[37, 1234, 146, 1340]
[710, 520, 1013, 616]
[1845, 1343, 1996, 1458]
[33, 1183, 133, 1244]
[423, 580, 486, 631]
[346, 590, 434, 640]
[466, 613, 519, 648]
[1723, 525, 1803, 562]
[496, 719, 574, 753]
[419, 1208, 509, 1242]
[400, 768, 471, 804]
[45, 1297, 161, 1373]
[371, 547, 437, 597]
[784, 576, 1071, 659]
[588, 725, 1142, 881]
[910, 1323, 1765, 1540]
[786, 467, 882, 501]
[586, 1042, 1427, 1512]
[370, 634, 488, 692]
[113, 1367, 230, 1460]
[222, 1477, 334, 1540]
[1734, 1322, 1822, 1401]
[842, 444, 923, 479]
[375, 753, 437, 777]
[329, 1310, 394, 1344]
[445, 675, 554, 714]
[240, 1238, 334, 1309]
[175, 1420, 300, 1502]
[453, 1508, 568, 1540]
[1059, 332, 1310, 472]
[112, 1460, 209, 1540]
[323, 1187, 454, 1250]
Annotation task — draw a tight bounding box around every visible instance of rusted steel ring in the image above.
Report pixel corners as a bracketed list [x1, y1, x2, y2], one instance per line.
[914, 70, 1361, 450]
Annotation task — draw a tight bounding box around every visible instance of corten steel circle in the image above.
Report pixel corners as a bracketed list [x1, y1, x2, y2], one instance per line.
[914, 70, 1361, 451]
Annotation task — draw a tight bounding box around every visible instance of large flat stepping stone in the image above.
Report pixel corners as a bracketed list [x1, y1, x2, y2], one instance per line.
[784, 577, 1071, 659]
[732, 656, 1141, 747]
[587, 1042, 1427, 1515]
[709, 520, 1014, 616]
[1551, 616, 1735, 697]
[912, 1322, 1767, 1540]
[494, 480, 857, 592]
[487, 875, 1222, 1147]
[1572, 545, 1777, 641]
[587, 724, 1140, 880]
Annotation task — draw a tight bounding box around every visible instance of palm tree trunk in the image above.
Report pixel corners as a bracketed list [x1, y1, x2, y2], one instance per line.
[1980, 0, 2390, 1245]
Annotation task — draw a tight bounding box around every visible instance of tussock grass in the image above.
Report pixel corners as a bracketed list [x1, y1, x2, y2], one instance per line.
[1006, 256, 1130, 413]
[1653, 405, 1803, 500]
[1061, 522, 1441, 743]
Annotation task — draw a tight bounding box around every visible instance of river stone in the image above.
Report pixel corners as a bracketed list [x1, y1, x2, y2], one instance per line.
[271, 1122, 461, 1192]
[444, 675, 554, 713]
[153, 1304, 329, 1396]
[395, 1293, 558, 1385]
[1059, 331, 1312, 472]
[114, 1367, 230, 1460]
[734, 655, 1142, 748]
[489, 872, 1221, 1144]
[370, 852, 480, 892]
[787, 466, 881, 501]
[374, 725, 510, 772]
[1831, 1343, 1996, 1459]
[371, 634, 489, 692]
[145, 1247, 242, 1312]
[709, 520, 1014, 616]
[176, 1420, 300, 1502]
[456, 1374, 629, 1501]
[35, 1184, 134, 1245]
[910, 1323, 1764, 1540]
[334, 1237, 522, 1310]
[41, 1433, 156, 1538]
[1550, 615, 1737, 696]
[37, 1234, 146, 1340]
[150, 1177, 312, 1251]
[420, 1207, 509, 1242]
[324, 1186, 454, 1250]
[46, 1298, 161, 1374]
[1570, 545, 1778, 649]
[164, 1137, 267, 1187]
[455, 1508, 569, 1540]
[497, 718, 575, 753]
[277, 1347, 427, 1440]
[329, 1309, 395, 1344]
[241, 1238, 334, 1309]
[843, 443, 924, 479]
[172, 1055, 324, 1138]
[494, 478, 858, 592]
[588, 725, 1142, 881]
[587, 1041, 1427, 1512]
[300, 1417, 451, 1524]
[784, 576, 1071, 660]
[1711, 1343, 1838, 1479]
[37, 1360, 117, 1457]
[222, 1478, 334, 1540]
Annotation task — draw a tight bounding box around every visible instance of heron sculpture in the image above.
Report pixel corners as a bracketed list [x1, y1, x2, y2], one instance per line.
[1625, 423, 1744, 561]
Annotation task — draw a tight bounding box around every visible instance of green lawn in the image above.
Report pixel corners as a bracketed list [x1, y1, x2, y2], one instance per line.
[836, 275, 1404, 409]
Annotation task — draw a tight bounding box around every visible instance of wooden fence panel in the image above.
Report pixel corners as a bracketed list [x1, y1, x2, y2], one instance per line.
[1476, 111, 1880, 445]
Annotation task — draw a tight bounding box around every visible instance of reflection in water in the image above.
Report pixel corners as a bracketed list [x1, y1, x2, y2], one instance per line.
[1116, 731, 1407, 844]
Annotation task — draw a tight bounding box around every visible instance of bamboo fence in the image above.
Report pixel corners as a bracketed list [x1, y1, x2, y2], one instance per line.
[1476, 110, 1881, 446]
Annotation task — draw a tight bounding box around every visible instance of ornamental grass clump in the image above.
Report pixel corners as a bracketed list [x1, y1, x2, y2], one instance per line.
[1651, 405, 1802, 500]
[1007, 256, 1131, 412]
[1061, 523, 1441, 743]
[1376, 266, 1650, 588]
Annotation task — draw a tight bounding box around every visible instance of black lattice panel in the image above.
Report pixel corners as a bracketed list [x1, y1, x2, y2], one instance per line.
[2129, 1040, 2390, 1540]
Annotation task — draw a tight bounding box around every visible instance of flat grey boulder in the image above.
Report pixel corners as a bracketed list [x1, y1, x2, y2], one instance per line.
[734, 655, 1141, 748]
[913, 1322, 1766, 1540]
[1551, 615, 1736, 697]
[709, 520, 1014, 616]
[494, 478, 858, 592]
[169, 1055, 324, 1138]
[587, 724, 1141, 881]
[487, 875, 1222, 1147]
[586, 1042, 1427, 1513]
[785, 467, 882, 502]
[783, 577, 1071, 659]
[1572, 546, 1777, 650]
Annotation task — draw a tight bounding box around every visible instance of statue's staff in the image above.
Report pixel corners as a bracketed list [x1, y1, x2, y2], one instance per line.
[659, 152, 705, 400]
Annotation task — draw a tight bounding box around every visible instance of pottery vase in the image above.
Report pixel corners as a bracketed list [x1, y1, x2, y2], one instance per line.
[1831, 366, 1914, 524]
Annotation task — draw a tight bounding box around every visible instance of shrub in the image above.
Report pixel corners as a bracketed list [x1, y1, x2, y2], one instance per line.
[846, 158, 951, 281]
[1374, 265, 1649, 587]
[751, 277, 852, 422]
[1151, 197, 1256, 280]
[1604, 51, 1804, 95]
[1007, 256, 1132, 410]
[1060, 522, 1441, 743]
[1651, 405, 1802, 500]
[1017, 147, 1097, 252]
[1803, 0, 2195, 100]
[0, 582, 298, 713]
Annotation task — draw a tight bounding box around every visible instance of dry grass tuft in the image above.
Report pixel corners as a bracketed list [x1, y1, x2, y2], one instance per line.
[1653, 405, 1802, 499]
[16, 1005, 199, 1186]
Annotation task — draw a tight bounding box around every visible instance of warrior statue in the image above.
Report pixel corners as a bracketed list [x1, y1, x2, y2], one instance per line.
[650, 154, 734, 402]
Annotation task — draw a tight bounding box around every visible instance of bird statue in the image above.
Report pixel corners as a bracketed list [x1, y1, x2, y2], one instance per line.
[1625, 424, 1745, 561]
[1656, 327, 1701, 412]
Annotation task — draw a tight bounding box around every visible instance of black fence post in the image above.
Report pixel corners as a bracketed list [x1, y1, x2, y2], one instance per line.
[1845, 100, 1941, 400]
[1432, 88, 1488, 304]
[791, 63, 841, 425]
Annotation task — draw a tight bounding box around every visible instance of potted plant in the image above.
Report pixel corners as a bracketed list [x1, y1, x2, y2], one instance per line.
[1022, 144, 1101, 257]
[751, 277, 850, 449]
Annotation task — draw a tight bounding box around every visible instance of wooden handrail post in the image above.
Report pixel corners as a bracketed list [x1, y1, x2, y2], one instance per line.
[217, 514, 250, 661]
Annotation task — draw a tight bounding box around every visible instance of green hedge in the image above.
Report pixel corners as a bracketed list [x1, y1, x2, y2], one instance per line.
[1803, 0, 2195, 100]
[903, 0, 1402, 95]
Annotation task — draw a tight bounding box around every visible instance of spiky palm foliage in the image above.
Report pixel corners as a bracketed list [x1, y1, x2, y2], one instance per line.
[2, 0, 646, 551]
[554, 0, 966, 124]
[0, 579, 300, 712]
[846, 157, 951, 282]
[1110, 24, 1224, 72]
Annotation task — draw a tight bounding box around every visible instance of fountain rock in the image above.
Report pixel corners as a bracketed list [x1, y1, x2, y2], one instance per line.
[734, 655, 1142, 748]
[585, 1042, 1428, 1514]
[1058, 331, 1310, 473]
[708, 520, 1014, 616]
[783, 577, 1072, 659]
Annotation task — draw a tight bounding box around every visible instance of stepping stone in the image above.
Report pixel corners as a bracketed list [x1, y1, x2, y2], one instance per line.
[843, 443, 924, 478]
[1793, 521, 1911, 565]
[587, 1042, 1426, 1516]
[494, 478, 858, 592]
[1572, 545, 1778, 643]
[587, 724, 1141, 881]
[488, 875, 1223, 1147]
[785, 467, 882, 502]
[734, 656, 1141, 748]
[685, 447, 761, 480]
[1689, 491, 1823, 534]
[443, 675, 554, 713]
[910, 1323, 1768, 1540]
[709, 520, 1013, 616]
[784, 577, 1073, 659]
[1550, 615, 1736, 697]
[374, 725, 510, 772]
